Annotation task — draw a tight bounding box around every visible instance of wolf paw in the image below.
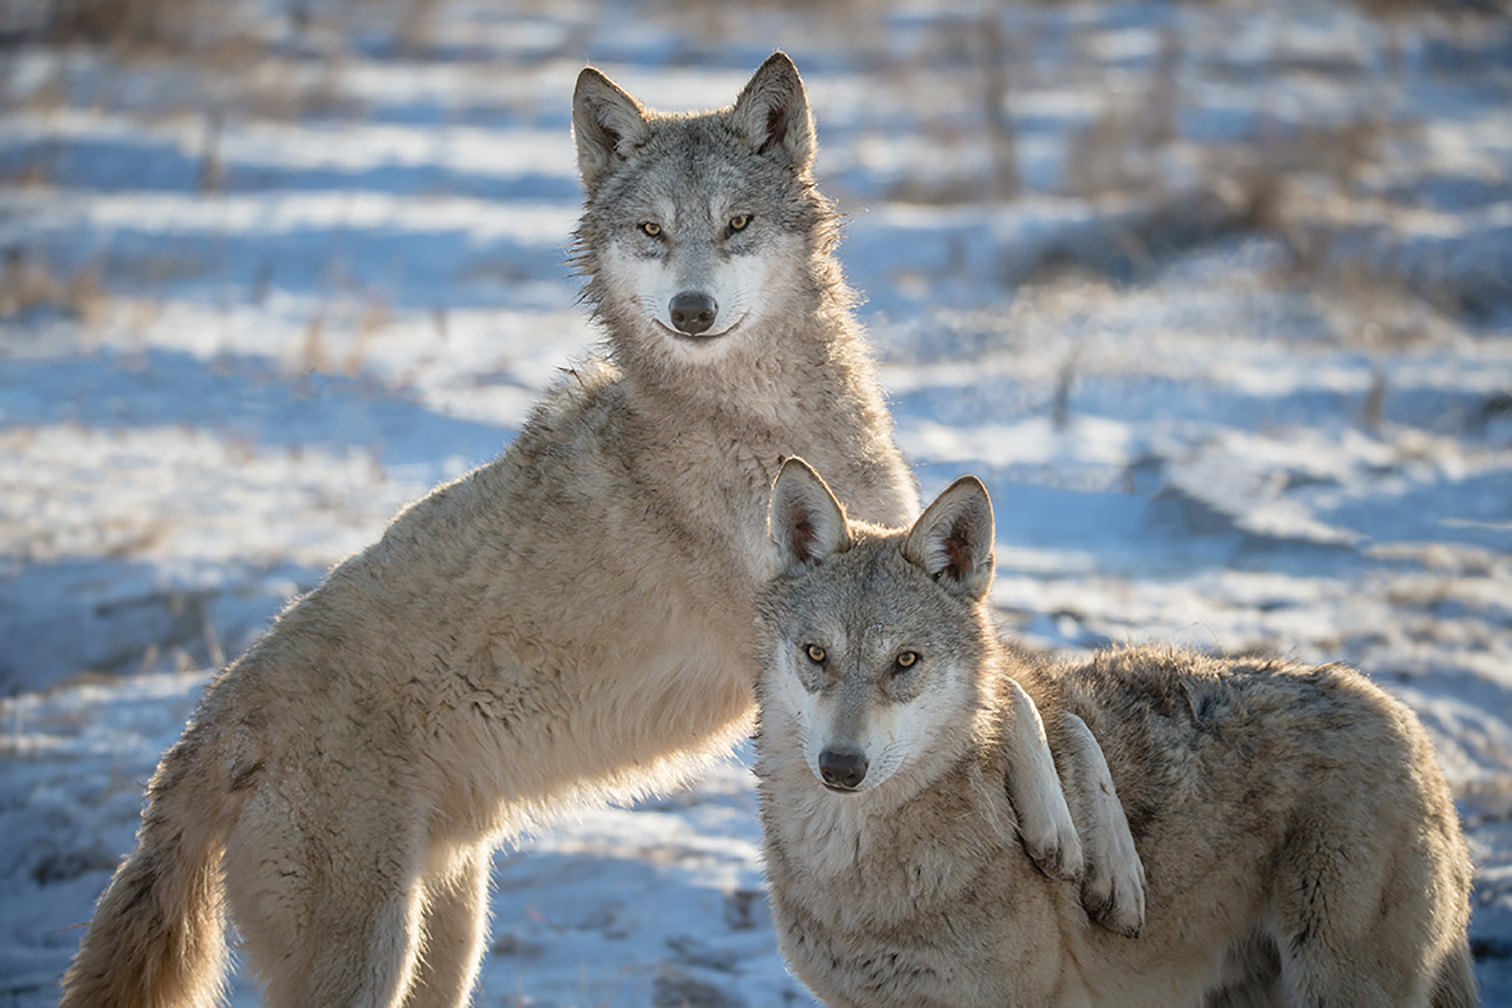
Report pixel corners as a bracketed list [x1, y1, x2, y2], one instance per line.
[1019, 804, 1084, 883]
[1081, 849, 1146, 938]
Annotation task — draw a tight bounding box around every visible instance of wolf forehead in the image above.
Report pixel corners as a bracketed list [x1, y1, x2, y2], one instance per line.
[760, 533, 980, 640]
[587, 124, 807, 213]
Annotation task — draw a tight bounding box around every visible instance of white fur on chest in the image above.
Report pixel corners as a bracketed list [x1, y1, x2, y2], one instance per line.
[766, 761, 1017, 928]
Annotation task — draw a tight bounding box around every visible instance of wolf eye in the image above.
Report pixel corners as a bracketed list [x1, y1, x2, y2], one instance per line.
[639, 221, 662, 237]
[895, 652, 919, 671]
[728, 215, 750, 233]
[805, 645, 826, 664]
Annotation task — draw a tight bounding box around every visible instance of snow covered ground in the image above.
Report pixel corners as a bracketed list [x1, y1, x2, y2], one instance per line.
[2, 0, 1510, 1003]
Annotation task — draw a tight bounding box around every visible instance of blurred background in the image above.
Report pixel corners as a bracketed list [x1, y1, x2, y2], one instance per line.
[1, 0, 1510, 1004]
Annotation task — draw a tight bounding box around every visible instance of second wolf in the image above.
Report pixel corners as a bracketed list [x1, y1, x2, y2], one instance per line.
[58, 54, 1137, 1008]
[756, 459, 1476, 1008]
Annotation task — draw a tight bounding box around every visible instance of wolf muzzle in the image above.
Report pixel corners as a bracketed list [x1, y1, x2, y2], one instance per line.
[669, 291, 719, 336]
[819, 747, 868, 791]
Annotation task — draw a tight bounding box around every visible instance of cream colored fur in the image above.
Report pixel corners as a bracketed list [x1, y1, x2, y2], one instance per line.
[56, 54, 1136, 1008]
[58, 54, 917, 1008]
[756, 460, 1477, 1008]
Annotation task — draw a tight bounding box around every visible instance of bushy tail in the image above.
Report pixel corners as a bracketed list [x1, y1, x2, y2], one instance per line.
[59, 735, 230, 1008]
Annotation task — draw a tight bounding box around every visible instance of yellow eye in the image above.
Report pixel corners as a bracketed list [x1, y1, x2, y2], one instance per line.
[729, 215, 750, 232]
[640, 221, 662, 237]
[895, 652, 919, 670]
[806, 645, 826, 664]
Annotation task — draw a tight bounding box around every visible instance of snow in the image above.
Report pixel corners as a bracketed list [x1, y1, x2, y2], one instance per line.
[3, 0, 1511, 1003]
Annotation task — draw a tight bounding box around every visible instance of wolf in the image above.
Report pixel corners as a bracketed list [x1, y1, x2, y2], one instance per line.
[58, 55, 1134, 1008]
[755, 458, 1477, 1008]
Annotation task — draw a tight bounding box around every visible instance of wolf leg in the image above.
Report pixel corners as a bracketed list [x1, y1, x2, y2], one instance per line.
[1429, 943, 1478, 1008]
[1272, 824, 1459, 1008]
[241, 882, 426, 1008]
[226, 787, 428, 1008]
[1059, 713, 1145, 938]
[1203, 927, 1285, 1007]
[404, 845, 492, 1008]
[1000, 677, 1083, 882]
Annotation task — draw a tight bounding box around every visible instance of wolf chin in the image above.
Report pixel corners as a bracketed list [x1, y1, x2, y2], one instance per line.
[756, 459, 1477, 1008]
[57, 54, 923, 1008]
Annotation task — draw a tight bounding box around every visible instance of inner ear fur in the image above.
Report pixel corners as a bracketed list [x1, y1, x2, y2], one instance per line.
[730, 52, 815, 174]
[768, 458, 850, 577]
[902, 476, 995, 599]
[573, 66, 649, 193]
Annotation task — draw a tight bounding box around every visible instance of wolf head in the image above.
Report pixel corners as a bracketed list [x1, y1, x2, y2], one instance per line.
[571, 53, 845, 378]
[756, 459, 1001, 802]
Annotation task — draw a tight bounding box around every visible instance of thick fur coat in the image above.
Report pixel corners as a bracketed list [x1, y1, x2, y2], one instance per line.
[58, 54, 920, 1008]
[756, 460, 1476, 1008]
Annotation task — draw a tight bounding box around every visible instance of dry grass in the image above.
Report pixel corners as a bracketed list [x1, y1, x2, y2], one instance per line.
[1350, 0, 1512, 16]
[1062, 28, 1181, 199]
[22, 0, 418, 122]
[0, 250, 104, 322]
[294, 288, 394, 382]
[47, 0, 214, 52]
[44, 0, 441, 54]
[1045, 19, 1456, 307]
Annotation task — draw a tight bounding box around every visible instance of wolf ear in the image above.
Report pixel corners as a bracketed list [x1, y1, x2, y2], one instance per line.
[769, 458, 850, 577]
[573, 67, 650, 193]
[730, 52, 815, 175]
[902, 476, 995, 600]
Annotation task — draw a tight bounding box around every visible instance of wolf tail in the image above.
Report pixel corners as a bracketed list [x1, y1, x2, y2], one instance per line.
[59, 730, 232, 1008]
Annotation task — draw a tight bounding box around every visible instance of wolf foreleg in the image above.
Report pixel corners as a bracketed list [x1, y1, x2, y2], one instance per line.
[403, 846, 492, 1008]
[1059, 712, 1146, 938]
[1000, 677, 1084, 882]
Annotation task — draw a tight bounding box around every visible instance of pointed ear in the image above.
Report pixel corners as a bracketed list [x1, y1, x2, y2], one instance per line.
[573, 67, 649, 193]
[902, 476, 995, 599]
[768, 458, 849, 577]
[730, 52, 815, 174]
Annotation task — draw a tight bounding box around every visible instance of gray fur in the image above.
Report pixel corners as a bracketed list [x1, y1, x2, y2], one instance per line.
[756, 464, 1477, 1008]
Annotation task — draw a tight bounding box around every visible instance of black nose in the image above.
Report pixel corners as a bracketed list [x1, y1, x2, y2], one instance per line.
[669, 291, 718, 336]
[818, 749, 868, 791]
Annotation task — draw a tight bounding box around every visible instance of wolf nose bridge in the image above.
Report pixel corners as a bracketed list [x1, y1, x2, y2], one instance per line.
[669, 290, 719, 336]
[818, 748, 868, 790]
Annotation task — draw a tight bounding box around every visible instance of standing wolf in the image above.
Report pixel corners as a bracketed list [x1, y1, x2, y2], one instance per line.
[756, 459, 1477, 1008]
[59, 55, 1131, 1008]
